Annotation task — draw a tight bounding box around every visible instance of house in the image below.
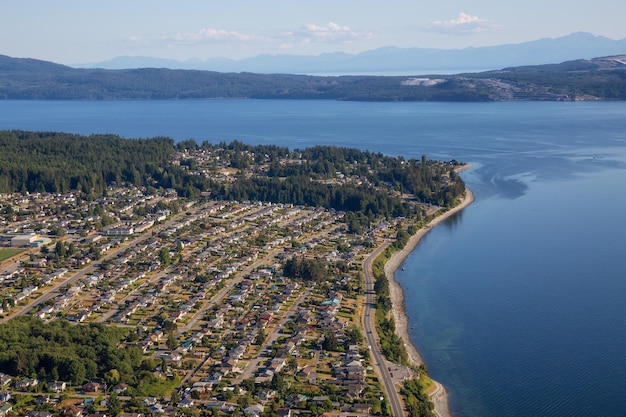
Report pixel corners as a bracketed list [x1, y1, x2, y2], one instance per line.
[0, 391, 10, 402]
[34, 396, 49, 405]
[297, 366, 317, 384]
[15, 377, 38, 390]
[221, 359, 243, 375]
[276, 409, 292, 417]
[0, 405, 13, 417]
[149, 404, 164, 414]
[205, 402, 236, 414]
[177, 399, 194, 408]
[345, 351, 361, 364]
[0, 374, 11, 387]
[207, 372, 223, 383]
[62, 407, 83, 417]
[346, 383, 366, 398]
[34, 311, 47, 319]
[255, 371, 273, 384]
[50, 381, 67, 393]
[344, 365, 366, 382]
[269, 357, 287, 373]
[142, 398, 158, 407]
[259, 311, 273, 327]
[169, 310, 187, 322]
[352, 403, 372, 414]
[285, 394, 307, 407]
[112, 383, 129, 394]
[244, 404, 264, 417]
[311, 396, 330, 404]
[82, 381, 102, 393]
[345, 360, 362, 368]
[137, 340, 153, 353]
[191, 381, 213, 393]
[28, 412, 53, 417]
[257, 389, 276, 401]
[150, 330, 164, 343]
[160, 351, 182, 365]
[287, 333, 306, 347]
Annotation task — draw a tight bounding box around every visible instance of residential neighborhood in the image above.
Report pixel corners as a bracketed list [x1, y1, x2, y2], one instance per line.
[0, 191, 410, 417]
[0, 142, 458, 417]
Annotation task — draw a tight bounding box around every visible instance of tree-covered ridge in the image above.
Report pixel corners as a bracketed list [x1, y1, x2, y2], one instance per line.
[0, 131, 208, 196]
[1, 53, 625, 101]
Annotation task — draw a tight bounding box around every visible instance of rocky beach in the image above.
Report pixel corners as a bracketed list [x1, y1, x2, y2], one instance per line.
[384, 185, 475, 417]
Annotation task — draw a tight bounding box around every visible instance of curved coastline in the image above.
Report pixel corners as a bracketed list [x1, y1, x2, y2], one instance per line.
[384, 184, 475, 417]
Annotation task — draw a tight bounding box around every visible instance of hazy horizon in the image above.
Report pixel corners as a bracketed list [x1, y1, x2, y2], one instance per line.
[2, 1, 625, 66]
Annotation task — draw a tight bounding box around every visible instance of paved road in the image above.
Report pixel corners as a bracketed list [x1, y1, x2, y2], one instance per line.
[362, 240, 406, 417]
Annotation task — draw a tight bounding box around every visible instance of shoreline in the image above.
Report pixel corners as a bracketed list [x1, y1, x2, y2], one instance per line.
[384, 180, 475, 417]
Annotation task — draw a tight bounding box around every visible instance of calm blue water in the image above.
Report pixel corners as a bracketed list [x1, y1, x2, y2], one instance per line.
[2, 100, 626, 416]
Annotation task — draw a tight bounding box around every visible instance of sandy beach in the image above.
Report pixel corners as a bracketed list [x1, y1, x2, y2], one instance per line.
[384, 183, 475, 417]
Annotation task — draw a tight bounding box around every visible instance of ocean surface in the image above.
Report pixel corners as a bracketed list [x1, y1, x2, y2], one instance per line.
[2, 100, 626, 416]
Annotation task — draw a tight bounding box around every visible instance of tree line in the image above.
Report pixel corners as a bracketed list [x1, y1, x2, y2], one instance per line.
[0, 130, 211, 197]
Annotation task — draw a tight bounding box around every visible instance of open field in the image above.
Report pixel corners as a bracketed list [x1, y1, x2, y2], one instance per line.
[0, 248, 24, 262]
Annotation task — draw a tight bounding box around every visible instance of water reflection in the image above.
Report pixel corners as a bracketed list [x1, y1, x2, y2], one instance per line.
[443, 208, 464, 229]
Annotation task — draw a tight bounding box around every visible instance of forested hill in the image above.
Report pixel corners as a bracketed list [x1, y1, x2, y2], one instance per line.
[1, 54, 625, 101]
[0, 131, 466, 219]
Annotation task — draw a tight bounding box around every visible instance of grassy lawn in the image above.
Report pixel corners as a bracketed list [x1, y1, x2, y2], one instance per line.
[419, 374, 436, 395]
[0, 248, 24, 262]
[336, 311, 352, 320]
[136, 375, 181, 397]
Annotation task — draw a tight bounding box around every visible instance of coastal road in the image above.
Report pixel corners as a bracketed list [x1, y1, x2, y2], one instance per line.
[362, 240, 406, 417]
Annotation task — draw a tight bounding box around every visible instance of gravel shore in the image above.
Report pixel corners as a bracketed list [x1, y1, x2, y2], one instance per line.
[384, 186, 475, 417]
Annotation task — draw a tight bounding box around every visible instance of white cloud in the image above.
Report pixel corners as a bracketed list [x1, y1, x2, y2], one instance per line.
[163, 28, 267, 45]
[129, 22, 375, 54]
[274, 22, 374, 52]
[428, 12, 496, 34]
[291, 22, 375, 44]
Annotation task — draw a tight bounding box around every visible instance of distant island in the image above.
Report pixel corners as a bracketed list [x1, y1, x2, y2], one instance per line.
[1, 53, 625, 101]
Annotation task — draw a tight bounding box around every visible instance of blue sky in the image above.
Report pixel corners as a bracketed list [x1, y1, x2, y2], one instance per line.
[2, 0, 625, 64]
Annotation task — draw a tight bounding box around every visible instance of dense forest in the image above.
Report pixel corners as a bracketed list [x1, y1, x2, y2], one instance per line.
[1, 54, 625, 101]
[0, 131, 466, 223]
[0, 130, 208, 197]
[282, 256, 327, 283]
[0, 316, 139, 385]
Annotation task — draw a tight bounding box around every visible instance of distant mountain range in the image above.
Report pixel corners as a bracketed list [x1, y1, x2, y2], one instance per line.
[1, 52, 625, 101]
[78, 32, 626, 74]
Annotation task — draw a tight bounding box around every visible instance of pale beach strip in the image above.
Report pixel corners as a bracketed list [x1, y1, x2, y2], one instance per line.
[384, 177, 475, 417]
